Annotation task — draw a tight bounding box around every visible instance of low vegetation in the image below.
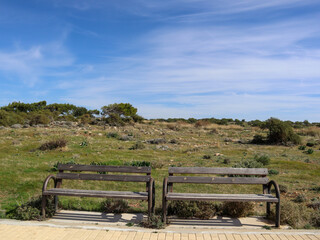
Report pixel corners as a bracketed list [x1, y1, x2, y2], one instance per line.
[0, 101, 319, 229]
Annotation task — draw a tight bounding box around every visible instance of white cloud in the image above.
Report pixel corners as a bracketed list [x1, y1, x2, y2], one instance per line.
[0, 43, 73, 86]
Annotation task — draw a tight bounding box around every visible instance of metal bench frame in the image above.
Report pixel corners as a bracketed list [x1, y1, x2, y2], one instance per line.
[162, 167, 280, 227]
[42, 164, 155, 219]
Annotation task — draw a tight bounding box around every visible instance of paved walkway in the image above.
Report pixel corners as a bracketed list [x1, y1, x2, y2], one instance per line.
[0, 223, 319, 240]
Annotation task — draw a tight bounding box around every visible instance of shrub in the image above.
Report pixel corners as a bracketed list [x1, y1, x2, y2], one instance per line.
[7, 196, 55, 220]
[232, 160, 264, 169]
[100, 199, 129, 214]
[39, 139, 67, 151]
[223, 158, 231, 164]
[268, 169, 279, 175]
[254, 155, 270, 166]
[298, 145, 306, 150]
[195, 120, 210, 128]
[305, 149, 314, 154]
[127, 161, 151, 167]
[29, 113, 50, 126]
[80, 114, 93, 124]
[203, 155, 211, 159]
[294, 194, 307, 203]
[51, 160, 76, 171]
[308, 201, 320, 210]
[129, 141, 145, 150]
[140, 214, 165, 229]
[107, 132, 119, 139]
[306, 142, 315, 147]
[311, 210, 320, 227]
[222, 202, 254, 218]
[167, 201, 216, 219]
[269, 201, 313, 228]
[265, 118, 301, 145]
[310, 186, 320, 192]
[0, 110, 24, 126]
[251, 134, 265, 144]
[279, 184, 288, 193]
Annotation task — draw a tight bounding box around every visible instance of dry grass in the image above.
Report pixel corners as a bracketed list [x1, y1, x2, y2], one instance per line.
[297, 126, 320, 137]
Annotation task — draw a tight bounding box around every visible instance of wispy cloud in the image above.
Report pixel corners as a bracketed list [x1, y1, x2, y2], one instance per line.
[0, 42, 73, 86]
[1, 0, 320, 121]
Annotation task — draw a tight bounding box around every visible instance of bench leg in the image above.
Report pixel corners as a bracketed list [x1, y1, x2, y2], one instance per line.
[162, 198, 167, 223]
[266, 202, 270, 217]
[275, 202, 280, 228]
[152, 181, 155, 214]
[41, 196, 46, 219]
[148, 196, 152, 219]
[54, 196, 59, 212]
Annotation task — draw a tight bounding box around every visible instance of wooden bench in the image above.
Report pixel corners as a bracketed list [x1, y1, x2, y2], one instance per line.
[162, 167, 280, 227]
[42, 164, 155, 218]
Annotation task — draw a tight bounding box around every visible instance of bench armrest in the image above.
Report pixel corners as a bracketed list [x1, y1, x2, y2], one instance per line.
[163, 178, 168, 197]
[267, 180, 280, 199]
[42, 175, 57, 192]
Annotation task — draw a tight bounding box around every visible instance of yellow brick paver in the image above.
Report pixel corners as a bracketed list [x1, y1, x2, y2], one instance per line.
[0, 224, 319, 240]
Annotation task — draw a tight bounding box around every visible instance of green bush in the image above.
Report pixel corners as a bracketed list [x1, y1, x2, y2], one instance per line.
[251, 134, 265, 144]
[232, 160, 264, 169]
[129, 141, 145, 150]
[306, 142, 315, 147]
[100, 199, 129, 214]
[29, 113, 50, 125]
[311, 210, 320, 228]
[7, 196, 55, 220]
[294, 194, 307, 203]
[127, 161, 151, 167]
[265, 118, 301, 145]
[279, 184, 288, 193]
[298, 145, 306, 150]
[222, 202, 254, 218]
[268, 169, 279, 175]
[305, 149, 314, 154]
[254, 155, 270, 165]
[107, 132, 119, 139]
[167, 201, 217, 219]
[140, 214, 165, 229]
[0, 110, 24, 126]
[269, 201, 313, 228]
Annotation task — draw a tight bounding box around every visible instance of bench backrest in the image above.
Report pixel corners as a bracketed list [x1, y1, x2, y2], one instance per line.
[56, 164, 151, 183]
[168, 167, 269, 185]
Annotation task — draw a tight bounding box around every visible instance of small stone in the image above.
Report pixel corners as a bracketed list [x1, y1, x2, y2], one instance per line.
[11, 124, 22, 129]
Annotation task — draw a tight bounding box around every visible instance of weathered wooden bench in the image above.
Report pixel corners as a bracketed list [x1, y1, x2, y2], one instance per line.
[162, 167, 280, 227]
[42, 164, 155, 218]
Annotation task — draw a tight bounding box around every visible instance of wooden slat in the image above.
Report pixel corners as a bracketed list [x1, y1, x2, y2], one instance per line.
[56, 173, 151, 182]
[166, 193, 279, 202]
[43, 188, 148, 200]
[58, 164, 151, 173]
[168, 176, 269, 184]
[168, 167, 268, 175]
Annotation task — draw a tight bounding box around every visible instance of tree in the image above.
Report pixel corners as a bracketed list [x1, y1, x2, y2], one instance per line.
[265, 118, 301, 145]
[101, 103, 137, 118]
[101, 103, 141, 125]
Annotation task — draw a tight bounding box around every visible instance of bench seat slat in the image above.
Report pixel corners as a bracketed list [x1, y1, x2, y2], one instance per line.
[166, 193, 278, 202]
[169, 167, 268, 175]
[57, 173, 151, 182]
[43, 188, 148, 200]
[168, 176, 269, 184]
[58, 164, 151, 173]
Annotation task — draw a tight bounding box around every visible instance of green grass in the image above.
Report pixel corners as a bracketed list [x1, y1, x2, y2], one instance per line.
[0, 123, 319, 219]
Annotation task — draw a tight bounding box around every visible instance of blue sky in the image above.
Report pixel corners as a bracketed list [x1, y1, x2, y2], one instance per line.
[1, 0, 320, 121]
